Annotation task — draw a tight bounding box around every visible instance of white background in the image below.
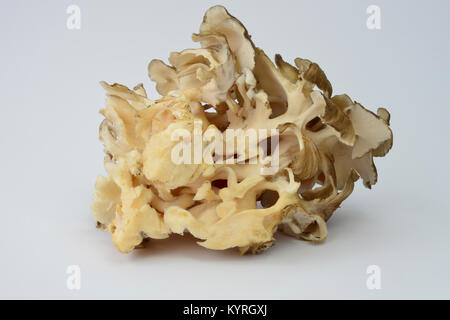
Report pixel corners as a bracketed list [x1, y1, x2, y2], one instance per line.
[0, 0, 449, 299]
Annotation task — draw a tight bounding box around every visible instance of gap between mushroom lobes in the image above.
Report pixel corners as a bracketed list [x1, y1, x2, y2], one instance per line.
[91, 5, 393, 254]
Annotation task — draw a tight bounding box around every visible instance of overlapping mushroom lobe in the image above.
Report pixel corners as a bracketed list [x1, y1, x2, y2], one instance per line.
[92, 5, 393, 254]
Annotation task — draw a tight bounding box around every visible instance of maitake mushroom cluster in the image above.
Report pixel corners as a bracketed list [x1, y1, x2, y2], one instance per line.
[91, 6, 393, 254]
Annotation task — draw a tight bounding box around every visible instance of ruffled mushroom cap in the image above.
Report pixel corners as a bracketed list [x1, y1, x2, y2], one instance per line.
[92, 5, 393, 254]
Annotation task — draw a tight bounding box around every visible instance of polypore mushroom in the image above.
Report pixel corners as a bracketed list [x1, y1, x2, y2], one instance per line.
[91, 5, 393, 254]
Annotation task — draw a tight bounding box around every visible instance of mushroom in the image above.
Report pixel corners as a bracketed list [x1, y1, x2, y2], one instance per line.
[91, 5, 393, 254]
